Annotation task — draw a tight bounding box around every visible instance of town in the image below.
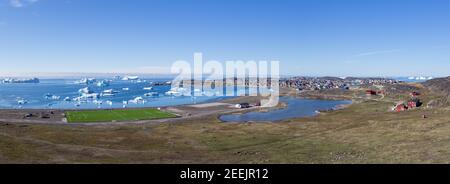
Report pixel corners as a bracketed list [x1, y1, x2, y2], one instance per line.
[280, 76, 400, 91]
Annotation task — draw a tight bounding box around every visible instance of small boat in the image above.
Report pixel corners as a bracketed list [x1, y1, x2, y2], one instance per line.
[143, 87, 153, 90]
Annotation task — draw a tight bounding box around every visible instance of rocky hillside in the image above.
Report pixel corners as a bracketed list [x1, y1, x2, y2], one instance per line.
[423, 77, 450, 95]
[422, 77, 450, 107]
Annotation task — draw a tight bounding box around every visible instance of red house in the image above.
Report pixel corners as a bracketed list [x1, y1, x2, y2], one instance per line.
[407, 98, 422, 109]
[407, 101, 417, 108]
[410, 91, 421, 97]
[395, 104, 407, 112]
[366, 90, 377, 95]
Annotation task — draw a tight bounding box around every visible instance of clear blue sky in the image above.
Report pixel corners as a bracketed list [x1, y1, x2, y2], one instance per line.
[1, 0, 450, 77]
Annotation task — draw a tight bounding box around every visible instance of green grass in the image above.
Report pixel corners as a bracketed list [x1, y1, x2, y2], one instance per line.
[65, 109, 177, 123]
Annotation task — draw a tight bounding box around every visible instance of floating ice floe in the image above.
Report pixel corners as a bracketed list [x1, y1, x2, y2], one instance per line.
[101, 93, 115, 97]
[106, 100, 113, 106]
[129, 97, 145, 104]
[73, 93, 99, 102]
[165, 87, 187, 96]
[165, 90, 181, 96]
[122, 88, 130, 91]
[44, 93, 60, 100]
[103, 89, 118, 94]
[78, 87, 93, 94]
[144, 92, 159, 97]
[101, 89, 118, 97]
[122, 76, 139, 81]
[93, 100, 103, 105]
[17, 99, 28, 105]
[96, 80, 110, 87]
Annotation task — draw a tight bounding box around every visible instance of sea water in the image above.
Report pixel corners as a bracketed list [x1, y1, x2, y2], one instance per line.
[0, 78, 261, 109]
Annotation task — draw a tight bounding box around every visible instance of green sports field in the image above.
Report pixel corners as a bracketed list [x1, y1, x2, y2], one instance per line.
[65, 109, 177, 123]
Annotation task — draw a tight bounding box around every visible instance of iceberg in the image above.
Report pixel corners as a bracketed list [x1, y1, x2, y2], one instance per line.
[78, 87, 93, 94]
[106, 100, 113, 106]
[44, 93, 60, 100]
[96, 80, 110, 87]
[17, 99, 28, 105]
[74, 78, 96, 85]
[129, 96, 145, 104]
[2, 78, 39, 84]
[122, 76, 139, 81]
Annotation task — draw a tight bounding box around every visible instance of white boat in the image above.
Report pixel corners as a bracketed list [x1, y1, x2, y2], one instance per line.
[143, 87, 153, 90]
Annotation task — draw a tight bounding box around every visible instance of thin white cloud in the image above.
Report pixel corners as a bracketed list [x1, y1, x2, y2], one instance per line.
[9, 0, 39, 8]
[351, 49, 401, 58]
[343, 49, 402, 64]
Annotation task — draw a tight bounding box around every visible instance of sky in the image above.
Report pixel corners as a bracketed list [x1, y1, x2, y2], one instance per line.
[1, 0, 450, 77]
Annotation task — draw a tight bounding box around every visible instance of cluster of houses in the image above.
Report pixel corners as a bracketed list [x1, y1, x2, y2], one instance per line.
[393, 92, 423, 112]
[280, 77, 400, 91]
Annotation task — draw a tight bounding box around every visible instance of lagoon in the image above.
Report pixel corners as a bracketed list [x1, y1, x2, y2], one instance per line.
[219, 97, 351, 122]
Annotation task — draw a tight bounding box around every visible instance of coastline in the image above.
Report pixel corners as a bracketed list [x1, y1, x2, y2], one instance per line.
[0, 87, 355, 125]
